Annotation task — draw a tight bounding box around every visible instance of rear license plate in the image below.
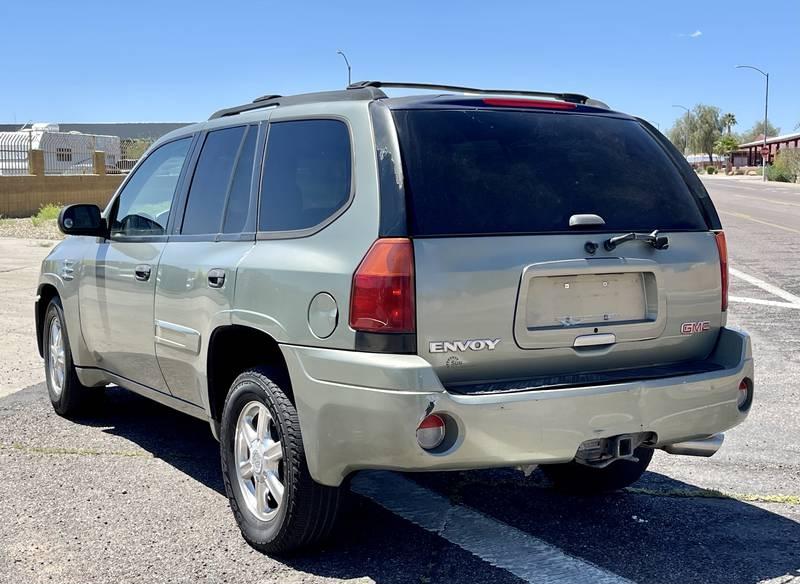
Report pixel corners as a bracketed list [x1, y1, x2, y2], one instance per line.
[526, 272, 647, 329]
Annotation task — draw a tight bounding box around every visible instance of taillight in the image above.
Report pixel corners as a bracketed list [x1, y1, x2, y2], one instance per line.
[715, 231, 729, 311]
[349, 238, 415, 333]
[482, 98, 577, 110]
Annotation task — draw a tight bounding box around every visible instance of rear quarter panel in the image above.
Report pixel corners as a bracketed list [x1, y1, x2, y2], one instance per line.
[231, 102, 380, 349]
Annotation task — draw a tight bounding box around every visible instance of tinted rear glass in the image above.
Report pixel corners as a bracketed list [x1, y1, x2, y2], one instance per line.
[392, 110, 708, 236]
[259, 120, 351, 233]
[182, 126, 246, 235]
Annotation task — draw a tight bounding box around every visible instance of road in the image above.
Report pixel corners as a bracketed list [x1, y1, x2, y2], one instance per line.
[0, 177, 798, 584]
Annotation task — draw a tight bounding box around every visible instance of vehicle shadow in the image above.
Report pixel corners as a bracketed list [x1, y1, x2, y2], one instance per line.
[73, 386, 800, 584]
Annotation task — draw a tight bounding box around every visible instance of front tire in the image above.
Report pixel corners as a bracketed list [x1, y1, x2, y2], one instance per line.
[220, 367, 342, 554]
[542, 446, 654, 494]
[43, 296, 96, 417]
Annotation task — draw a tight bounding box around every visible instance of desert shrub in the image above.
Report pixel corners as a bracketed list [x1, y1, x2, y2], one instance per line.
[31, 203, 61, 226]
[772, 149, 800, 183]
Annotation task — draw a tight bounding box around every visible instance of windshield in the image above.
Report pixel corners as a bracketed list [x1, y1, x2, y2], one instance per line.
[392, 109, 708, 236]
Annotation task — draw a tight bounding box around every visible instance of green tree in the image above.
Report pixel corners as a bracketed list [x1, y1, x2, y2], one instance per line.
[741, 120, 780, 142]
[714, 135, 740, 171]
[689, 105, 723, 164]
[667, 117, 690, 154]
[721, 113, 737, 135]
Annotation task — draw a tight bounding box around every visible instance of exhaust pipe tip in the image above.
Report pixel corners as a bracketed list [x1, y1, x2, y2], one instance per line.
[661, 433, 724, 457]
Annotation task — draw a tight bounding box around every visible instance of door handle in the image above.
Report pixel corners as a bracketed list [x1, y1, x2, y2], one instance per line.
[134, 264, 152, 282]
[207, 269, 226, 289]
[573, 333, 616, 348]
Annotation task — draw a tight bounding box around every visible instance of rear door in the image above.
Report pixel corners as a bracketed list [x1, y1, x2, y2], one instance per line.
[154, 123, 262, 405]
[391, 106, 724, 391]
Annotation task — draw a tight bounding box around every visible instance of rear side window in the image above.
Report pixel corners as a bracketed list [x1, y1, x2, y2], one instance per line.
[223, 126, 258, 233]
[259, 120, 351, 233]
[182, 125, 257, 235]
[392, 110, 708, 236]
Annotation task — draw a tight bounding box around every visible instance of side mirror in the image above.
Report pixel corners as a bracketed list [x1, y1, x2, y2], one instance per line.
[57, 204, 107, 237]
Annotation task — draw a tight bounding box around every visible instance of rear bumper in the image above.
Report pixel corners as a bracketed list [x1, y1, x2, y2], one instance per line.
[282, 327, 753, 486]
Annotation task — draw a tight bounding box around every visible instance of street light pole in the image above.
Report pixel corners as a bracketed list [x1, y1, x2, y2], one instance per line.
[672, 104, 691, 157]
[337, 50, 352, 87]
[736, 65, 770, 182]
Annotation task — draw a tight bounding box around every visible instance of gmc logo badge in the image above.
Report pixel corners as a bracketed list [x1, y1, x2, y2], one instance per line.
[681, 321, 710, 335]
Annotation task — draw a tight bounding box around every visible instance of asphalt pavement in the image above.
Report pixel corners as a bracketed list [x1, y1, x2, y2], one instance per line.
[1, 176, 798, 584]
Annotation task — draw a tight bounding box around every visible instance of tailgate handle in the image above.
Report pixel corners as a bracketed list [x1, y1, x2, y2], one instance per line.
[573, 333, 616, 348]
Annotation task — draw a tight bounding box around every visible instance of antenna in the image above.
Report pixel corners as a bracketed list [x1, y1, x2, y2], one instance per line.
[336, 50, 352, 87]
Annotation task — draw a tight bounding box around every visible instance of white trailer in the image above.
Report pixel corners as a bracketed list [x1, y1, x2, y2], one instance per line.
[0, 123, 122, 175]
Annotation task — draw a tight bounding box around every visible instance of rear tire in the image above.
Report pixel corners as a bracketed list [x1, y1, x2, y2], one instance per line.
[542, 446, 654, 494]
[220, 367, 343, 554]
[43, 296, 97, 417]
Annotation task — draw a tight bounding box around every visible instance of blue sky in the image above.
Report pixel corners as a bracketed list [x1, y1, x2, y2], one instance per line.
[1, 0, 798, 135]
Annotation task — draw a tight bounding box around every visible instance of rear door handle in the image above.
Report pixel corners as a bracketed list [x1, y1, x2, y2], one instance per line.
[134, 264, 152, 282]
[207, 269, 226, 289]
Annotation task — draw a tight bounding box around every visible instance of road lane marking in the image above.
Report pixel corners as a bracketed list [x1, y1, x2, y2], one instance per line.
[732, 194, 800, 208]
[352, 471, 635, 584]
[729, 268, 800, 305]
[719, 210, 800, 235]
[729, 296, 800, 309]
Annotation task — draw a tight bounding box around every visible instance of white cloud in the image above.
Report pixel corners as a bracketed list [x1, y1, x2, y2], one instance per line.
[689, 30, 703, 38]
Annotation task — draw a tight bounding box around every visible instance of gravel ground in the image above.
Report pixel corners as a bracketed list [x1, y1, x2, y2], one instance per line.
[0, 218, 63, 240]
[0, 238, 57, 397]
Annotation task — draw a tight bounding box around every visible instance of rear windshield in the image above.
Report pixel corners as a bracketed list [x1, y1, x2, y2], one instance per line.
[392, 109, 708, 236]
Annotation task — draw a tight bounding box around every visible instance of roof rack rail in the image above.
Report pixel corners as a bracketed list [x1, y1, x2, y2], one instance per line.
[347, 81, 592, 105]
[208, 87, 387, 120]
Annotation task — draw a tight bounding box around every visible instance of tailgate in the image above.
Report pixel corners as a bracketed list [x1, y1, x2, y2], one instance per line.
[389, 106, 724, 391]
[414, 233, 723, 388]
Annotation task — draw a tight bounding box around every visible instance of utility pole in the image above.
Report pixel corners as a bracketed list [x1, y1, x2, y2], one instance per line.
[736, 65, 770, 182]
[337, 50, 352, 87]
[672, 104, 691, 157]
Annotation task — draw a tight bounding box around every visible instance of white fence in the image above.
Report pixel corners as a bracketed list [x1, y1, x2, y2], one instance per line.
[0, 130, 149, 176]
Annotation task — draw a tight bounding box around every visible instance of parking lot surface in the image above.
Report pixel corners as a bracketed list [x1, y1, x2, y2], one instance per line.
[1, 177, 799, 584]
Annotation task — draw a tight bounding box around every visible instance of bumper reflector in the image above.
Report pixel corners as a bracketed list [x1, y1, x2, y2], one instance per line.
[416, 414, 446, 450]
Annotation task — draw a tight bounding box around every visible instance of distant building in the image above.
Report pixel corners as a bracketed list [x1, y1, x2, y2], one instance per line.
[734, 132, 800, 166]
[0, 123, 120, 175]
[685, 153, 727, 167]
[0, 122, 190, 141]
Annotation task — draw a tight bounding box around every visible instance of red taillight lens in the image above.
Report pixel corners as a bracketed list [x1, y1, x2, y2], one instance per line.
[715, 231, 729, 312]
[482, 98, 577, 110]
[349, 238, 415, 333]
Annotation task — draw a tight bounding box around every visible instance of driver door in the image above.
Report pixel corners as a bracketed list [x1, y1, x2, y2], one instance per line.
[78, 137, 193, 392]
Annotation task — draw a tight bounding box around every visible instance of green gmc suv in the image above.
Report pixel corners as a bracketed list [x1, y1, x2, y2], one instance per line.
[36, 82, 754, 553]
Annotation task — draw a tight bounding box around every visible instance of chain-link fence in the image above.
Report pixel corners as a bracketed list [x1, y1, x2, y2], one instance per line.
[115, 139, 154, 173]
[0, 131, 153, 175]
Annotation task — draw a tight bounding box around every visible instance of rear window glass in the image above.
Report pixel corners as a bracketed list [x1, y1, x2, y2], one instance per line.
[392, 110, 708, 236]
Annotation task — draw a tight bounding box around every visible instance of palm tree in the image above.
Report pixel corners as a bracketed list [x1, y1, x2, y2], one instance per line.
[721, 113, 737, 135]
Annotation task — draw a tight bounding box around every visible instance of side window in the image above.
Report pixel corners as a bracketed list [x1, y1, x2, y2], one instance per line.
[111, 138, 191, 238]
[259, 120, 351, 233]
[181, 126, 246, 235]
[223, 126, 258, 233]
